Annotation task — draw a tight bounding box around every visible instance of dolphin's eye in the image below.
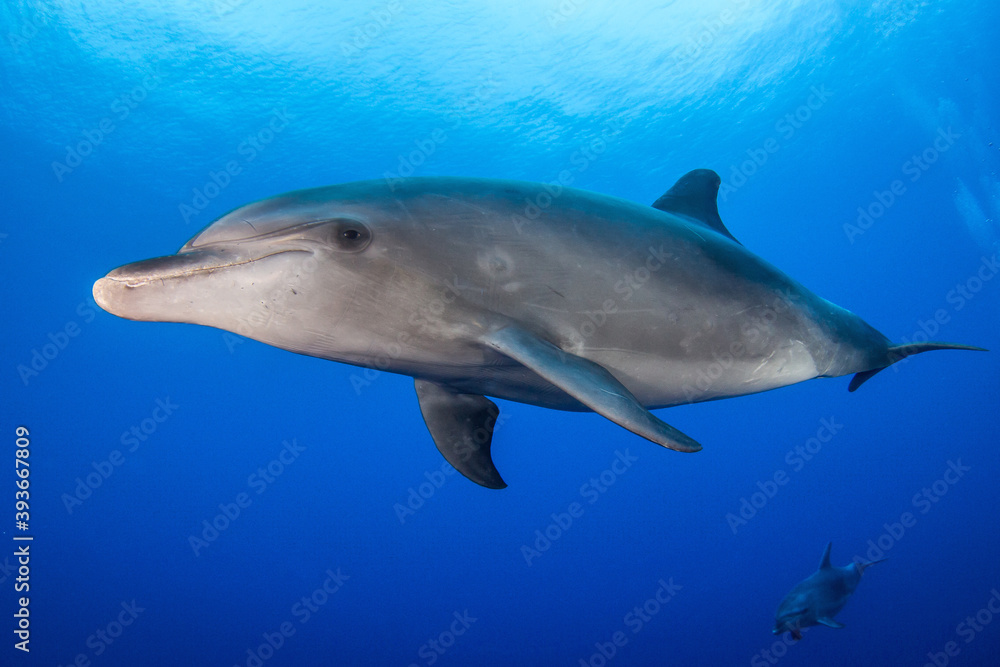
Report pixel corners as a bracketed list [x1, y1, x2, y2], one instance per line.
[325, 219, 372, 252]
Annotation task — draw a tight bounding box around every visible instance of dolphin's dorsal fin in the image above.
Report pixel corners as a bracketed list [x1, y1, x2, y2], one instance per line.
[652, 169, 741, 245]
[817, 617, 845, 629]
[414, 379, 507, 489]
[819, 542, 833, 569]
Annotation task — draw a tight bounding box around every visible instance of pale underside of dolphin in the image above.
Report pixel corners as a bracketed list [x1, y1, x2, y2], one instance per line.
[773, 542, 885, 640]
[93, 169, 985, 488]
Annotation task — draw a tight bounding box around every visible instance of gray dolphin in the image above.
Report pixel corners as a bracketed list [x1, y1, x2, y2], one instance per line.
[93, 169, 984, 488]
[773, 542, 885, 640]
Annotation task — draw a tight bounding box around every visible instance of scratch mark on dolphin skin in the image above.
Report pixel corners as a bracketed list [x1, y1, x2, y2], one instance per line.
[753, 350, 776, 374]
[618, 308, 659, 315]
[583, 347, 633, 355]
[687, 228, 706, 242]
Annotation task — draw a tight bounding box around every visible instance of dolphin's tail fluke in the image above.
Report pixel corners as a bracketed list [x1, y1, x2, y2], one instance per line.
[848, 342, 988, 392]
[858, 557, 887, 574]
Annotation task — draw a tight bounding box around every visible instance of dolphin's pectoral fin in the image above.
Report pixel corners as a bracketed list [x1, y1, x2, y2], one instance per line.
[652, 169, 742, 245]
[414, 379, 507, 490]
[790, 628, 802, 641]
[817, 617, 845, 629]
[483, 326, 703, 453]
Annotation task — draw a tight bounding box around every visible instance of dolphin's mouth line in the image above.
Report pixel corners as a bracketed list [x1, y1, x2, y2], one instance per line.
[106, 249, 309, 287]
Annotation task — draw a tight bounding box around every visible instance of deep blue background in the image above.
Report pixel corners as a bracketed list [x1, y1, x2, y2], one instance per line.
[2, 1, 999, 665]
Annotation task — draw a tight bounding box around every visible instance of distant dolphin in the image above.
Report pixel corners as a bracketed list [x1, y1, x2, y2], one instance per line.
[93, 170, 984, 488]
[773, 542, 885, 640]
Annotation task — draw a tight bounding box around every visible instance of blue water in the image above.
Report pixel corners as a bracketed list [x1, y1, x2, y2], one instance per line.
[3, 1, 999, 665]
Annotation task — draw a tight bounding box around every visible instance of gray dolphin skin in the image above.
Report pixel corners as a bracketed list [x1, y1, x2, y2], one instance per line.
[93, 169, 985, 488]
[773, 542, 885, 640]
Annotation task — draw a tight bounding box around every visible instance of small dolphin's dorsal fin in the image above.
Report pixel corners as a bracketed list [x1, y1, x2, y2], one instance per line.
[817, 617, 845, 629]
[652, 169, 742, 245]
[819, 542, 833, 569]
[414, 379, 506, 489]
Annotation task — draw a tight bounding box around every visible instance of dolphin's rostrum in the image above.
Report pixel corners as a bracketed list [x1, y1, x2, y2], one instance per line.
[773, 542, 885, 640]
[93, 170, 985, 488]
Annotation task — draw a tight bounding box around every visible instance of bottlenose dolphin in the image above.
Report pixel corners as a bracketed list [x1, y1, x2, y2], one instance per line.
[93, 169, 984, 488]
[773, 542, 885, 640]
